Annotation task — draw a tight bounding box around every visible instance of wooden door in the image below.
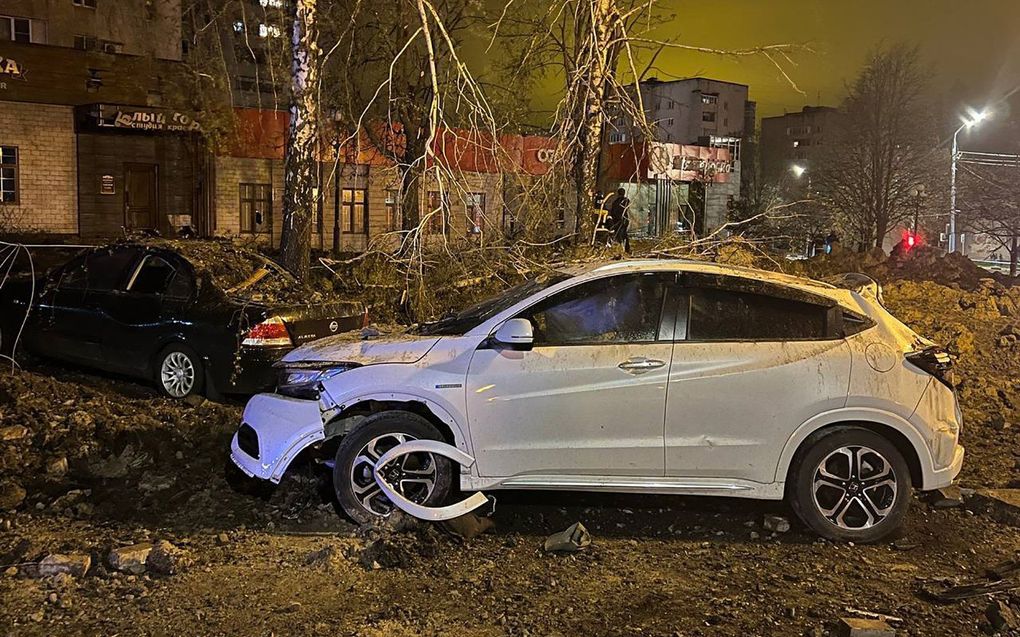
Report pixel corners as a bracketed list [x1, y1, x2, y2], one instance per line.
[124, 163, 158, 231]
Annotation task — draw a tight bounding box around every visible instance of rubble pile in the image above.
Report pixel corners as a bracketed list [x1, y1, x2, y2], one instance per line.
[0, 369, 239, 509]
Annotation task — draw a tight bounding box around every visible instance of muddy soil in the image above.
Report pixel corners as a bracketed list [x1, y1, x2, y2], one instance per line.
[1, 249, 1019, 636]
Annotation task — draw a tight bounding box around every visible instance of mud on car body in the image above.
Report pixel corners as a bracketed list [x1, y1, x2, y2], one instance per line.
[230, 259, 964, 542]
[0, 242, 364, 399]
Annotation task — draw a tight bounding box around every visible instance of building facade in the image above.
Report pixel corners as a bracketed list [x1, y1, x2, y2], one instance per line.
[0, 0, 204, 240]
[1, 0, 182, 60]
[759, 105, 840, 181]
[211, 109, 559, 252]
[605, 77, 750, 236]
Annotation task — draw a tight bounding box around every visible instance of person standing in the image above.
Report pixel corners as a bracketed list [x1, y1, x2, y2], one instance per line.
[607, 188, 631, 254]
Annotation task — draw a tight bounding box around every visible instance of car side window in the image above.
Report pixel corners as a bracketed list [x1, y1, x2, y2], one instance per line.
[129, 255, 178, 296]
[517, 273, 667, 346]
[688, 287, 829, 341]
[60, 248, 140, 291]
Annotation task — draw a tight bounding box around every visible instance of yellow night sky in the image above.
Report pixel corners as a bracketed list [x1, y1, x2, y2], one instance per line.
[517, 0, 1020, 129]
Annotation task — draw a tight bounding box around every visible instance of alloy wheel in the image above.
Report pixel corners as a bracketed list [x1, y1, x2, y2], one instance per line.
[349, 433, 438, 516]
[160, 351, 195, 398]
[811, 445, 898, 530]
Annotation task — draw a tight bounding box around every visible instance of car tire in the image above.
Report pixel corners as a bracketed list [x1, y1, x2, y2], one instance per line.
[333, 411, 453, 527]
[155, 343, 204, 399]
[789, 426, 912, 543]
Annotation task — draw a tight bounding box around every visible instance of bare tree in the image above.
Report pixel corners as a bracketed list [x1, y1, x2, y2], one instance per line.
[813, 45, 942, 250]
[959, 161, 1020, 275]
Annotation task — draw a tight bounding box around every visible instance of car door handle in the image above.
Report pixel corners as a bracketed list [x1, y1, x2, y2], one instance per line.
[618, 357, 666, 374]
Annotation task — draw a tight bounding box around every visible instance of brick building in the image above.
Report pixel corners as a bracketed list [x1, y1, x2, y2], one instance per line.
[0, 0, 200, 238]
[211, 108, 558, 251]
[0, 1, 559, 248]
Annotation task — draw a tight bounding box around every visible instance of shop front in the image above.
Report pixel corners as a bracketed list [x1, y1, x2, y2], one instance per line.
[75, 103, 209, 239]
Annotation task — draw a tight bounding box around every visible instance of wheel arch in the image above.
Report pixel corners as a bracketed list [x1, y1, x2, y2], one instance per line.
[321, 394, 470, 455]
[776, 409, 934, 489]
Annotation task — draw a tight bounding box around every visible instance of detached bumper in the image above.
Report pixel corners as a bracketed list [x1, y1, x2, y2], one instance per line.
[230, 393, 325, 483]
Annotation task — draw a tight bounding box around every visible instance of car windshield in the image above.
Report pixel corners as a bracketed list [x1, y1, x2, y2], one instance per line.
[417, 273, 570, 336]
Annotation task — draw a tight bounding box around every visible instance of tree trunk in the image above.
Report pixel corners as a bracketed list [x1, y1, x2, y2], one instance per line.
[279, 0, 321, 281]
[569, 0, 620, 241]
[873, 216, 888, 251]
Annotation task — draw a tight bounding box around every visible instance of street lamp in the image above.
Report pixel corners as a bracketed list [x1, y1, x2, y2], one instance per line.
[790, 164, 806, 178]
[949, 108, 991, 253]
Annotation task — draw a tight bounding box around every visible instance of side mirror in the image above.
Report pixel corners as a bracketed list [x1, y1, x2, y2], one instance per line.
[492, 318, 534, 351]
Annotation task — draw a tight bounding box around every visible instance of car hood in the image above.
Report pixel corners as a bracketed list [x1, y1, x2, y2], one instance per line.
[281, 331, 441, 366]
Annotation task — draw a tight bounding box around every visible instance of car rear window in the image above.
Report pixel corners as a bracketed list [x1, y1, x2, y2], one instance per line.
[688, 288, 829, 341]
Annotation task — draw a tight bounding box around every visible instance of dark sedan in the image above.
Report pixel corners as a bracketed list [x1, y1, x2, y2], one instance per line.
[0, 241, 364, 399]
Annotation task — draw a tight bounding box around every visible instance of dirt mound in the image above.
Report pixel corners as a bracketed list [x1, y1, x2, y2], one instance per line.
[789, 245, 1014, 291]
[0, 368, 240, 502]
[878, 278, 1020, 488]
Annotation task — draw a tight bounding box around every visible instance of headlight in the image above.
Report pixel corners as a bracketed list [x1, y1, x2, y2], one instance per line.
[276, 363, 360, 399]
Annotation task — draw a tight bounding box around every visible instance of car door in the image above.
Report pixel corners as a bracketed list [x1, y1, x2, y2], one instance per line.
[465, 271, 675, 479]
[34, 247, 141, 365]
[664, 274, 852, 484]
[102, 251, 195, 376]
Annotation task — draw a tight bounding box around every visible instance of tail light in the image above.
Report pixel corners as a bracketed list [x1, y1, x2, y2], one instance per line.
[906, 346, 954, 389]
[242, 316, 293, 347]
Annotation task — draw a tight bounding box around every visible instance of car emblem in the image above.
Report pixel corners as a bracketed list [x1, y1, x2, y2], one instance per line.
[329, 320, 339, 333]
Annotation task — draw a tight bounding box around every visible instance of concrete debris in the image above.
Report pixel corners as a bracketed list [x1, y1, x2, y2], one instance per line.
[87, 444, 152, 479]
[985, 600, 1019, 634]
[836, 617, 895, 637]
[0, 424, 28, 441]
[763, 515, 792, 533]
[973, 490, 1020, 527]
[0, 479, 26, 510]
[929, 485, 964, 508]
[544, 522, 592, 553]
[37, 553, 91, 578]
[146, 540, 193, 576]
[45, 456, 68, 477]
[108, 543, 153, 575]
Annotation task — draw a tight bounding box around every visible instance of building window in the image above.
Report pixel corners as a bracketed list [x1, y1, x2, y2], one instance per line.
[702, 111, 716, 122]
[259, 0, 284, 7]
[258, 23, 282, 38]
[341, 188, 368, 235]
[701, 94, 718, 105]
[384, 189, 401, 232]
[233, 20, 244, 33]
[426, 191, 450, 234]
[73, 34, 97, 50]
[465, 192, 485, 234]
[0, 16, 32, 43]
[72, 0, 98, 7]
[0, 146, 18, 203]
[239, 183, 272, 234]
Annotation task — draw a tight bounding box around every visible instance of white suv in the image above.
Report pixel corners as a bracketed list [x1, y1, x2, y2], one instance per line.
[230, 260, 964, 542]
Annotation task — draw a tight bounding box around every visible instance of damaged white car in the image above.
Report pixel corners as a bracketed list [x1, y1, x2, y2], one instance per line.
[230, 260, 964, 543]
